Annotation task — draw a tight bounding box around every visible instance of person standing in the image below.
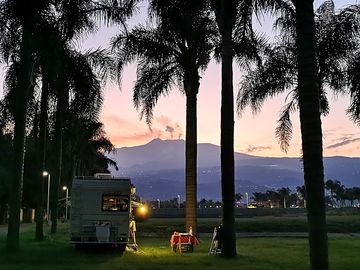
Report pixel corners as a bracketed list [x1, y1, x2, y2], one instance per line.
[129, 215, 137, 249]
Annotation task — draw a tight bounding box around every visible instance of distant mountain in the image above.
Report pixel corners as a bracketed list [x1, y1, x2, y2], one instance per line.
[107, 139, 360, 200]
[107, 138, 255, 170]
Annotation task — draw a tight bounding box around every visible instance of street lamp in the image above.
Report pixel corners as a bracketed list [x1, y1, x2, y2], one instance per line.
[43, 171, 50, 224]
[177, 195, 180, 209]
[62, 186, 69, 221]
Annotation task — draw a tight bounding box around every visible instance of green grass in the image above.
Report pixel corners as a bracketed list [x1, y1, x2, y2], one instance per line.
[1, 223, 360, 270]
[137, 215, 360, 235]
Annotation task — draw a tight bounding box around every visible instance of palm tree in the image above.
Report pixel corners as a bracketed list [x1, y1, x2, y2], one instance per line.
[238, 1, 358, 151]
[112, 0, 216, 234]
[0, 0, 51, 251]
[236, 0, 338, 269]
[238, 2, 360, 268]
[325, 179, 339, 206]
[0, 129, 13, 224]
[234, 193, 243, 203]
[38, 0, 126, 234]
[210, 0, 238, 257]
[49, 47, 114, 233]
[0, 0, 138, 244]
[296, 185, 307, 208]
[292, 1, 328, 268]
[62, 116, 118, 183]
[45, 0, 139, 234]
[278, 187, 290, 208]
[210, 0, 271, 257]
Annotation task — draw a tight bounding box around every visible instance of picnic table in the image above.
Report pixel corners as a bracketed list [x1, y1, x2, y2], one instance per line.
[170, 232, 199, 253]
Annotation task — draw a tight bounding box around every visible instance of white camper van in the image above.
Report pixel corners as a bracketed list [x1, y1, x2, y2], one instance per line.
[70, 174, 131, 250]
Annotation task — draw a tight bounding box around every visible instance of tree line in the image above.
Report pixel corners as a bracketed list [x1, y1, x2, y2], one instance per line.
[150, 182, 360, 209]
[1, 1, 360, 269]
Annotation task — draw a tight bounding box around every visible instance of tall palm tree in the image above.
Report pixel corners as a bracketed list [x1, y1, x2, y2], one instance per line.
[63, 117, 118, 180]
[295, 0, 330, 256]
[238, 2, 360, 268]
[0, 129, 13, 224]
[278, 187, 290, 208]
[49, 47, 112, 233]
[112, 0, 216, 234]
[0, 0, 50, 251]
[0, 0, 139, 243]
[37, 0, 125, 234]
[241, 0, 330, 268]
[238, 0, 334, 269]
[45, 0, 139, 234]
[238, 1, 358, 151]
[296, 185, 307, 207]
[210, 0, 271, 257]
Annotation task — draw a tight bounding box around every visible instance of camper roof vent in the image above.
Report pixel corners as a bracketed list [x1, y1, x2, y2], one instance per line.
[94, 173, 113, 179]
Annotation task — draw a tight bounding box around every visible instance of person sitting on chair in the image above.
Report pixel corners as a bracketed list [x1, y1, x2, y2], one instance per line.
[214, 224, 223, 250]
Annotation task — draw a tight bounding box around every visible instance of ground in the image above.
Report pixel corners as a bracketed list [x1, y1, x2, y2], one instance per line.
[1, 217, 360, 270]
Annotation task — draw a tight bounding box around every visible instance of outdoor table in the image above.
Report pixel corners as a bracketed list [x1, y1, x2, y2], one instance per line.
[170, 233, 199, 253]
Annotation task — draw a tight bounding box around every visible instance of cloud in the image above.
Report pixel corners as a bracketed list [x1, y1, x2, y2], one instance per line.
[245, 145, 272, 153]
[110, 131, 163, 146]
[326, 137, 360, 149]
[155, 116, 183, 139]
[101, 114, 183, 147]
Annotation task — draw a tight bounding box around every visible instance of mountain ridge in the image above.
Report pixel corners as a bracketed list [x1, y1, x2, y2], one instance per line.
[106, 139, 360, 200]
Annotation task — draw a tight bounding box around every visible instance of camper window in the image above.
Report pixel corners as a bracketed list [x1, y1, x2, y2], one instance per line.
[102, 194, 129, 212]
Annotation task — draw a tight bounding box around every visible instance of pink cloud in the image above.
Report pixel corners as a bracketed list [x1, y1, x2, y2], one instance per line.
[244, 145, 272, 153]
[102, 114, 184, 147]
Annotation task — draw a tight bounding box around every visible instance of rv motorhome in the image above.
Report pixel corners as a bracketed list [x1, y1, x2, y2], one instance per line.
[70, 174, 131, 250]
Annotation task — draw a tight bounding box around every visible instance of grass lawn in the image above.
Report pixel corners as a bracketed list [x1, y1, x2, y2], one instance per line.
[1, 223, 360, 270]
[137, 215, 360, 235]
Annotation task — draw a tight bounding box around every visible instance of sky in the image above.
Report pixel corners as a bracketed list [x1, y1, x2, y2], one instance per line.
[1, 0, 359, 158]
[89, 0, 360, 158]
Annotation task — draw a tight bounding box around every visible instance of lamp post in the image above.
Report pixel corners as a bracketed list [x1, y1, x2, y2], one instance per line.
[157, 199, 160, 209]
[62, 186, 69, 221]
[177, 195, 180, 209]
[43, 171, 50, 224]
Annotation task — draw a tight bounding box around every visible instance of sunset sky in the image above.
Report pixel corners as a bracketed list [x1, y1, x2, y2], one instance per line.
[1, 0, 358, 158]
[90, 0, 360, 158]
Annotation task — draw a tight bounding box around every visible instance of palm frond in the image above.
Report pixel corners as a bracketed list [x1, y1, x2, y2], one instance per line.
[275, 91, 297, 152]
[133, 60, 179, 125]
[112, 26, 180, 85]
[92, 0, 140, 29]
[237, 42, 296, 114]
[316, 4, 360, 94]
[346, 52, 360, 124]
[55, 0, 97, 40]
[82, 48, 117, 83]
[66, 50, 103, 120]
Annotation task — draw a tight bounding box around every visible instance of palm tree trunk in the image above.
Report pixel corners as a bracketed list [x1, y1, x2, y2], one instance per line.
[220, 23, 236, 258]
[0, 202, 7, 224]
[51, 96, 63, 234]
[295, 1, 329, 270]
[185, 89, 197, 234]
[35, 76, 49, 240]
[6, 22, 33, 251]
[211, 0, 237, 258]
